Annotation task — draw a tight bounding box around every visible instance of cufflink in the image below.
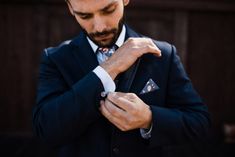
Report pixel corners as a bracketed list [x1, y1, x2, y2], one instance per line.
[101, 91, 109, 98]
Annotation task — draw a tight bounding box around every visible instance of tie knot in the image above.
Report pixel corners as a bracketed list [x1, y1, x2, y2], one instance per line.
[96, 45, 118, 57]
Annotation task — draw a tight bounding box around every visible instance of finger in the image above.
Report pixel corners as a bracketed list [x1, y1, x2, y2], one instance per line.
[145, 44, 161, 57]
[112, 92, 137, 102]
[100, 101, 127, 130]
[108, 92, 137, 101]
[107, 92, 134, 112]
[99, 100, 113, 119]
[141, 38, 161, 57]
[104, 98, 127, 117]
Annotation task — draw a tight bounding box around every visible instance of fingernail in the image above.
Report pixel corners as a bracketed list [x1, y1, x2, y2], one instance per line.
[159, 52, 162, 57]
[100, 100, 104, 105]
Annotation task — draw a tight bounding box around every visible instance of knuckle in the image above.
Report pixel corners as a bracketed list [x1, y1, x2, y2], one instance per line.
[120, 127, 124, 131]
[129, 93, 137, 98]
[130, 109, 137, 115]
[122, 125, 129, 131]
[143, 45, 151, 52]
[111, 108, 117, 115]
[128, 102, 135, 109]
[147, 38, 153, 44]
[110, 107, 118, 116]
[133, 49, 141, 57]
[127, 117, 133, 125]
[120, 127, 126, 131]
[128, 105, 134, 111]
[128, 38, 134, 42]
[116, 97, 122, 104]
[130, 50, 137, 57]
[107, 94, 112, 100]
[119, 125, 125, 131]
[147, 45, 152, 50]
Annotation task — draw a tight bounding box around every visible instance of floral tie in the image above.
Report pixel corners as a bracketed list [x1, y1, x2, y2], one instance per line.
[96, 45, 118, 63]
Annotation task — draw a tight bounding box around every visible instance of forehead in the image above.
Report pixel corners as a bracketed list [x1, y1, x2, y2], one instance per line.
[69, 0, 119, 12]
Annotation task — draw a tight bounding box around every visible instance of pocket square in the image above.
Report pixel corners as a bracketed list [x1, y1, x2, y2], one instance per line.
[140, 79, 159, 94]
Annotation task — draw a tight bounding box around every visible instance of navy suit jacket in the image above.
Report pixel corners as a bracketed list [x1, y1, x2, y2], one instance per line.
[33, 26, 210, 157]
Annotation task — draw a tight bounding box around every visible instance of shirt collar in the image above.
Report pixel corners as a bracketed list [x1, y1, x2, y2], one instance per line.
[87, 25, 126, 53]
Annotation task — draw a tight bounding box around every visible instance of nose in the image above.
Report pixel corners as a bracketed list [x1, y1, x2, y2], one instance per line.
[93, 15, 107, 33]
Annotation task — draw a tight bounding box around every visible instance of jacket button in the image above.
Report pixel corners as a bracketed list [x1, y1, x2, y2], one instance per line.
[113, 147, 119, 154]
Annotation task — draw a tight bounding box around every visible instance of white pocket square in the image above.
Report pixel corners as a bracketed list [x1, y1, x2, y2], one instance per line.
[140, 79, 159, 94]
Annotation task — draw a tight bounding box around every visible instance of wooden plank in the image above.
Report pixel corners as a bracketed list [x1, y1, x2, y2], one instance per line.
[1, 0, 235, 12]
[0, 5, 36, 131]
[173, 11, 188, 67]
[187, 12, 235, 127]
[126, 9, 174, 43]
[130, 0, 235, 12]
[0, 6, 8, 131]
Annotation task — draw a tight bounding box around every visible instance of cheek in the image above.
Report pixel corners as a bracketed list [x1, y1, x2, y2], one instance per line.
[75, 17, 92, 32]
[110, 9, 124, 27]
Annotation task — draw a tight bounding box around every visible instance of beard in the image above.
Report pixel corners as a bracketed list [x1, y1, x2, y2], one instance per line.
[82, 17, 124, 48]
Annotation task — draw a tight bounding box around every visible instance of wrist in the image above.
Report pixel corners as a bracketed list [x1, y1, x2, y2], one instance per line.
[142, 107, 152, 129]
[100, 62, 119, 80]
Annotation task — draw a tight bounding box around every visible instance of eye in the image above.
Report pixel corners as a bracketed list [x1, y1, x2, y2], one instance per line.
[103, 8, 115, 14]
[79, 14, 93, 20]
[102, 5, 116, 15]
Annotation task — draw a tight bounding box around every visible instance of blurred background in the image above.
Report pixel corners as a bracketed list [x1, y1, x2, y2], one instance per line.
[0, 0, 235, 156]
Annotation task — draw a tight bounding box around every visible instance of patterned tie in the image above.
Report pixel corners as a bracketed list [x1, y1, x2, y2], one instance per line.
[96, 45, 120, 87]
[96, 45, 118, 63]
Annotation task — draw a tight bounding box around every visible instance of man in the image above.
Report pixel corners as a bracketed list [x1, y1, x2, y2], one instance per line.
[33, 0, 210, 156]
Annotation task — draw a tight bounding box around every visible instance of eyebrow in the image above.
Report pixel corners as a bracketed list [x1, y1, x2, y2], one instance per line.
[73, 1, 118, 15]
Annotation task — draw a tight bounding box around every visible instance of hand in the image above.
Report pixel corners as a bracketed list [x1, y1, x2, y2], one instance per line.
[100, 38, 161, 80]
[99, 92, 152, 131]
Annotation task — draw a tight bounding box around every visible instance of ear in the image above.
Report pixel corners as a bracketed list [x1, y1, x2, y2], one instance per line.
[123, 0, 129, 6]
[66, 0, 75, 16]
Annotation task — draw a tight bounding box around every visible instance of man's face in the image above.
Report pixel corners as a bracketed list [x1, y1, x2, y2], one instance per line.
[67, 0, 129, 47]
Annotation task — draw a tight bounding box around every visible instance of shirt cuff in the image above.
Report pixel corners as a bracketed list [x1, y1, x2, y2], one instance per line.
[140, 123, 153, 139]
[93, 66, 116, 92]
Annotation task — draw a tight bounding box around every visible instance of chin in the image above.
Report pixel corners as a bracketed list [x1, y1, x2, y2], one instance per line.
[97, 40, 114, 47]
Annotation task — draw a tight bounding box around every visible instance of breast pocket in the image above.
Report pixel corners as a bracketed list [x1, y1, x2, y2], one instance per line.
[137, 89, 162, 106]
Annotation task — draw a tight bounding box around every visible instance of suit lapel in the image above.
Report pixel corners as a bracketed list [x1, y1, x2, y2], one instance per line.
[70, 32, 99, 74]
[116, 26, 141, 93]
[70, 26, 141, 93]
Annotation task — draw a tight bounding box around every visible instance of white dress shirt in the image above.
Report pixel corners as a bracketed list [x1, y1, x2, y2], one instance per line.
[88, 25, 152, 139]
[89, 25, 126, 93]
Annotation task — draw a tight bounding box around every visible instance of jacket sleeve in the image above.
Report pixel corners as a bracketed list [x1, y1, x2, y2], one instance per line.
[32, 50, 104, 147]
[149, 45, 211, 147]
